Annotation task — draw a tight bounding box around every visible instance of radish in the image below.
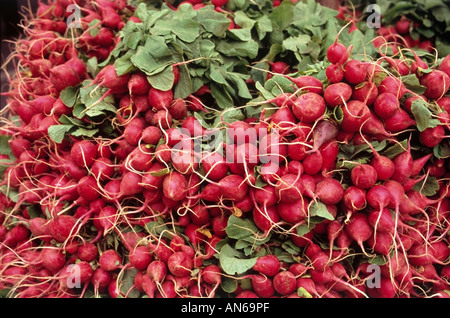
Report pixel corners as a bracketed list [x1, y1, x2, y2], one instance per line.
[344, 60, 368, 84]
[250, 274, 275, 298]
[323, 82, 352, 107]
[373, 92, 400, 119]
[99, 249, 122, 272]
[129, 246, 152, 270]
[315, 177, 344, 205]
[352, 81, 378, 106]
[290, 75, 323, 94]
[419, 125, 446, 148]
[383, 108, 416, 133]
[70, 140, 98, 168]
[325, 64, 344, 83]
[49, 215, 78, 243]
[167, 251, 193, 277]
[391, 140, 413, 184]
[350, 163, 378, 189]
[148, 87, 174, 111]
[274, 173, 303, 203]
[368, 207, 395, 234]
[147, 260, 168, 283]
[291, 92, 326, 123]
[345, 213, 373, 255]
[128, 72, 151, 95]
[339, 100, 370, 133]
[41, 248, 66, 274]
[378, 75, 406, 98]
[327, 42, 349, 65]
[277, 197, 309, 224]
[217, 174, 248, 202]
[252, 254, 281, 277]
[419, 70, 450, 100]
[273, 270, 297, 295]
[77, 242, 99, 262]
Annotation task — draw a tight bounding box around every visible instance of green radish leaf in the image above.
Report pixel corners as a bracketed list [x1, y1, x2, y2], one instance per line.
[60, 86, 79, 108]
[147, 65, 175, 91]
[225, 215, 258, 240]
[218, 244, 258, 275]
[412, 176, 440, 196]
[48, 125, 73, 144]
[119, 268, 140, 298]
[433, 140, 450, 158]
[411, 99, 441, 132]
[309, 201, 335, 220]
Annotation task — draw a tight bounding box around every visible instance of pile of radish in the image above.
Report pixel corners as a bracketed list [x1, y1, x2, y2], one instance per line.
[0, 0, 449, 299]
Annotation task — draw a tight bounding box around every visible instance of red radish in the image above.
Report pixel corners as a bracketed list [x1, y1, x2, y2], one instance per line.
[437, 55, 450, 79]
[217, 174, 248, 202]
[302, 150, 323, 176]
[373, 92, 400, 119]
[419, 125, 445, 148]
[252, 254, 281, 277]
[345, 213, 373, 255]
[339, 100, 370, 133]
[120, 171, 143, 197]
[351, 163, 378, 189]
[167, 251, 193, 277]
[168, 98, 188, 120]
[41, 248, 66, 274]
[141, 126, 162, 145]
[123, 117, 146, 146]
[277, 197, 309, 224]
[342, 185, 367, 211]
[327, 42, 349, 64]
[129, 246, 152, 270]
[148, 87, 174, 110]
[77, 175, 101, 202]
[352, 81, 378, 105]
[49, 215, 78, 243]
[395, 18, 410, 34]
[275, 173, 303, 203]
[366, 184, 392, 213]
[368, 207, 395, 234]
[251, 274, 275, 298]
[383, 108, 416, 133]
[391, 141, 413, 184]
[291, 92, 326, 123]
[315, 178, 344, 205]
[99, 249, 122, 271]
[273, 271, 297, 295]
[326, 64, 344, 83]
[128, 72, 151, 95]
[147, 260, 168, 283]
[77, 242, 99, 262]
[344, 60, 368, 84]
[269, 60, 290, 74]
[70, 140, 97, 168]
[94, 64, 131, 94]
[289, 75, 323, 94]
[151, 109, 173, 129]
[378, 75, 406, 98]
[252, 205, 280, 233]
[419, 70, 450, 100]
[324, 82, 352, 107]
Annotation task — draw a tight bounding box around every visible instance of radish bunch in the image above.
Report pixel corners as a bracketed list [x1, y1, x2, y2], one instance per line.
[0, 0, 449, 299]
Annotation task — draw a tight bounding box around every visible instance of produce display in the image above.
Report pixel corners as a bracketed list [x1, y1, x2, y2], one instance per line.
[0, 0, 449, 299]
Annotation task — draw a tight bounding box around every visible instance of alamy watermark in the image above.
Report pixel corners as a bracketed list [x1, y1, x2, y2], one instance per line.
[66, 4, 81, 29]
[65, 264, 82, 288]
[365, 4, 382, 29]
